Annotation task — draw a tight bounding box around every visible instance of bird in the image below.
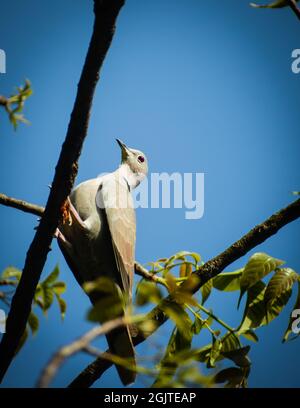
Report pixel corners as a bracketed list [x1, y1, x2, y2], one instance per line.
[56, 139, 148, 385]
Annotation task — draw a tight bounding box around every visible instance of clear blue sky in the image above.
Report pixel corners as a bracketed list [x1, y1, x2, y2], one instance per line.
[0, 0, 300, 388]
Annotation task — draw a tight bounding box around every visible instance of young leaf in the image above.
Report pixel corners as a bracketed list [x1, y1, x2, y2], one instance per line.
[165, 273, 178, 294]
[214, 367, 246, 388]
[213, 269, 243, 292]
[201, 279, 213, 305]
[239, 329, 259, 343]
[264, 268, 298, 308]
[56, 295, 67, 320]
[192, 315, 204, 335]
[221, 331, 241, 353]
[153, 326, 193, 387]
[222, 346, 251, 368]
[135, 280, 163, 306]
[161, 300, 193, 340]
[208, 337, 222, 368]
[87, 296, 124, 323]
[42, 286, 55, 312]
[1, 267, 22, 280]
[52, 281, 66, 295]
[28, 312, 39, 335]
[238, 253, 284, 307]
[43, 265, 60, 286]
[238, 280, 291, 333]
[179, 263, 193, 278]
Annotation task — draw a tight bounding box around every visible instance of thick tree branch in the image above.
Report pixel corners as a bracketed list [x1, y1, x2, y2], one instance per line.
[68, 198, 300, 388]
[0, 0, 125, 382]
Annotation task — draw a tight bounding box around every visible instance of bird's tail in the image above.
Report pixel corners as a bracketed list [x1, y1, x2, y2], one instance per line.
[106, 325, 136, 386]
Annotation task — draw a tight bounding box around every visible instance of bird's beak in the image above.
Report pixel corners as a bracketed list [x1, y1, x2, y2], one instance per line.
[116, 139, 130, 161]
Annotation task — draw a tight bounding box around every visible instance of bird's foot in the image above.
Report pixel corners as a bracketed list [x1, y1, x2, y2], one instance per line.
[60, 197, 87, 231]
[60, 198, 73, 226]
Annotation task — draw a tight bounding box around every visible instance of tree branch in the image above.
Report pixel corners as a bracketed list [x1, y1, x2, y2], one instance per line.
[134, 262, 165, 285]
[37, 316, 130, 388]
[0, 0, 125, 383]
[68, 198, 300, 388]
[0, 96, 7, 106]
[288, 0, 300, 20]
[0, 193, 44, 217]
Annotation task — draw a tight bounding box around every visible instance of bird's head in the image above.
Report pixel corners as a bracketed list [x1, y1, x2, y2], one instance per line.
[116, 139, 148, 184]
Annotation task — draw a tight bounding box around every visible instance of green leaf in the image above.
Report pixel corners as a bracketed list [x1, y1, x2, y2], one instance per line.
[208, 337, 222, 368]
[201, 279, 213, 305]
[222, 346, 251, 368]
[165, 273, 178, 293]
[87, 285, 124, 323]
[2, 267, 22, 280]
[135, 280, 163, 306]
[282, 281, 300, 342]
[194, 344, 213, 363]
[28, 312, 39, 335]
[238, 253, 284, 307]
[152, 325, 193, 387]
[52, 281, 66, 295]
[43, 265, 60, 286]
[56, 295, 67, 320]
[239, 329, 259, 343]
[264, 268, 298, 308]
[179, 263, 192, 278]
[213, 269, 243, 292]
[238, 280, 291, 333]
[165, 251, 200, 270]
[221, 331, 241, 353]
[84, 277, 123, 298]
[42, 286, 54, 311]
[214, 367, 246, 388]
[192, 315, 204, 335]
[161, 300, 193, 340]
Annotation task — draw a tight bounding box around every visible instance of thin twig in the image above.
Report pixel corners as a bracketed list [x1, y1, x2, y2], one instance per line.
[134, 263, 166, 286]
[0, 0, 126, 383]
[0, 96, 7, 106]
[288, 0, 300, 20]
[37, 316, 127, 388]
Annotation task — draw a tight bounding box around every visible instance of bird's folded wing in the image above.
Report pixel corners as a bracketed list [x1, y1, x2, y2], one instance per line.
[96, 176, 136, 297]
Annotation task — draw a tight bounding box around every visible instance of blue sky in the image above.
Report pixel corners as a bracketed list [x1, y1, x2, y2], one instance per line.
[0, 0, 300, 388]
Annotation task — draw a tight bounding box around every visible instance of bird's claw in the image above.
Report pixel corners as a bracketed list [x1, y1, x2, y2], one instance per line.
[60, 198, 73, 226]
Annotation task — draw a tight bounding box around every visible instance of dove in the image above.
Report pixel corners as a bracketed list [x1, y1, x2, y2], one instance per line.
[56, 139, 148, 385]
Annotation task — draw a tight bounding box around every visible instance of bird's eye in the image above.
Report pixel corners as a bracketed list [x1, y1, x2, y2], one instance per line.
[137, 155, 145, 163]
